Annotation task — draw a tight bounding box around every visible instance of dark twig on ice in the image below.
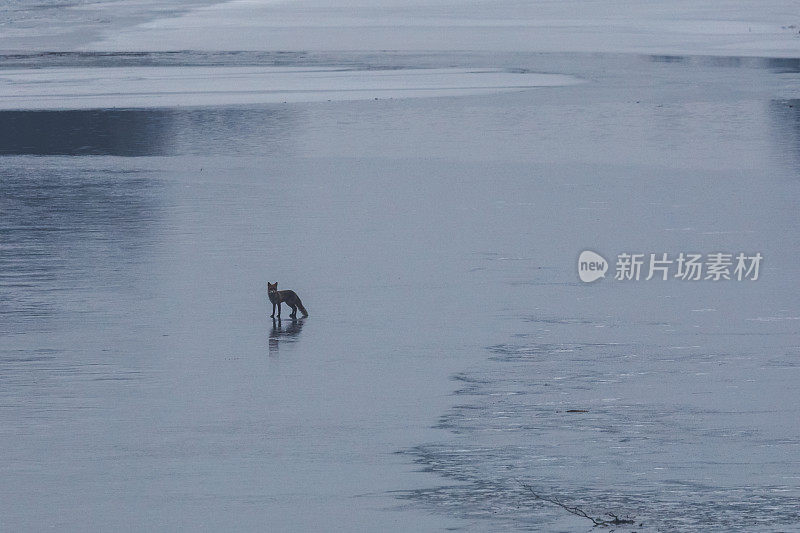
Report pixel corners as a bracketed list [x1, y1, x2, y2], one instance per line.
[522, 484, 637, 528]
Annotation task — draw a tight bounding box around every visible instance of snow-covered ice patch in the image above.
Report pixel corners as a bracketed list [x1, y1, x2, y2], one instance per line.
[0, 66, 581, 110]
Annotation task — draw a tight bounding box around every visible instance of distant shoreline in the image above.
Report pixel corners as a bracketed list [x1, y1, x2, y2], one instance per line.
[0, 0, 222, 53]
[3, 1, 799, 59]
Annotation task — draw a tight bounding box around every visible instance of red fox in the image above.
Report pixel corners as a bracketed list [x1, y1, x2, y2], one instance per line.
[267, 282, 308, 319]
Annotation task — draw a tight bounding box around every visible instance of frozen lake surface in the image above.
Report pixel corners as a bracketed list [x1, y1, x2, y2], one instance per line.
[1, 1, 800, 531]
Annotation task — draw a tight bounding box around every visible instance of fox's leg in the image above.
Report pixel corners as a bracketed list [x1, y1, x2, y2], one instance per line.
[289, 304, 297, 319]
[277, 302, 281, 318]
[271, 302, 276, 318]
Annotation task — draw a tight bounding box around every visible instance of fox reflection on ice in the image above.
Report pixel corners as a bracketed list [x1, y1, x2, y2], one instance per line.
[268, 317, 305, 355]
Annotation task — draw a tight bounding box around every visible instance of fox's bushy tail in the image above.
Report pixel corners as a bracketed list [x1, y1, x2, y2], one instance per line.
[296, 299, 309, 317]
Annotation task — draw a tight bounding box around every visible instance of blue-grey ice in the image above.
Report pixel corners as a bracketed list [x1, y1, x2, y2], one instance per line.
[1, 1, 800, 532]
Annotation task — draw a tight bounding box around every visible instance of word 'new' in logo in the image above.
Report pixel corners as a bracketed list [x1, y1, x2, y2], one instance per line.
[578, 250, 608, 283]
